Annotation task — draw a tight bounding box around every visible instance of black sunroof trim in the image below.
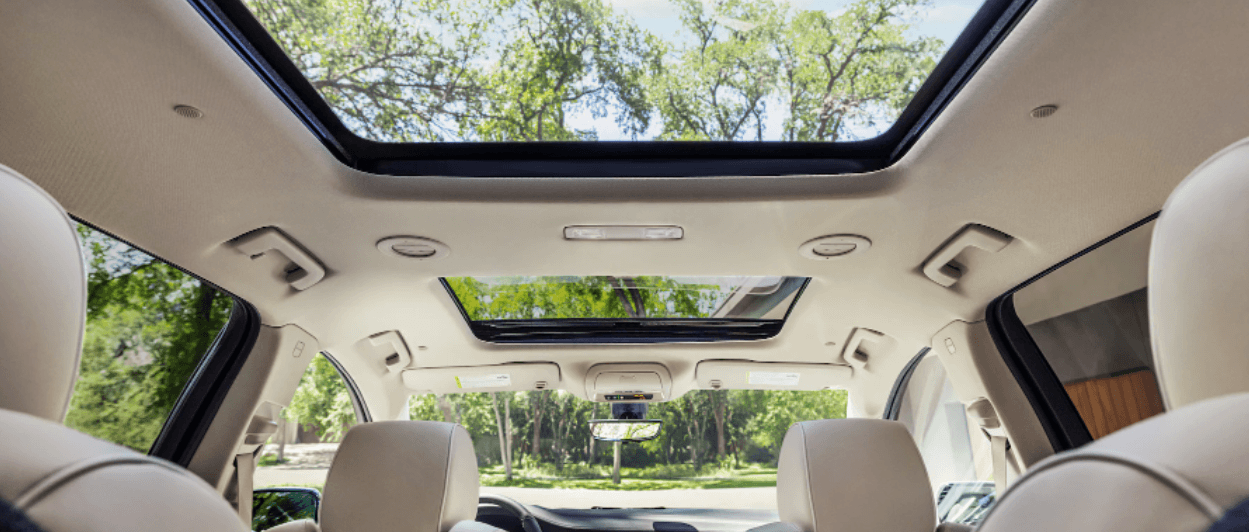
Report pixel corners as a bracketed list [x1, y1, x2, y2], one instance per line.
[189, 0, 1037, 177]
[440, 277, 810, 344]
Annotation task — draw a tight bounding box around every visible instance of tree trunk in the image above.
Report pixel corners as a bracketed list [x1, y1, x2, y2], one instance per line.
[276, 417, 287, 463]
[588, 403, 598, 465]
[713, 392, 727, 460]
[503, 394, 513, 480]
[436, 394, 460, 424]
[491, 393, 511, 478]
[554, 414, 566, 471]
[531, 393, 545, 459]
[687, 401, 701, 466]
[612, 441, 622, 485]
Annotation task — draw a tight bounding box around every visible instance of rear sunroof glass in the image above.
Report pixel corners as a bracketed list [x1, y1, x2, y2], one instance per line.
[442, 276, 809, 342]
[242, 0, 986, 143]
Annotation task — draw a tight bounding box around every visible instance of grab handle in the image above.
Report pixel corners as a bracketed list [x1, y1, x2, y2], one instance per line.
[922, 225, 1012, 287]
[233, 227, 325, 291]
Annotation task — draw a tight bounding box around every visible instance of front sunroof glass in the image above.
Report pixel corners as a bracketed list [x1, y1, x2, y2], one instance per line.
[243, 0, 985, 143]
[444, 276, 807, 320]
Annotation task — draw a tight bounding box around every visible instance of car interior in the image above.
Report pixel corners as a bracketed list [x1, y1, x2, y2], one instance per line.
[3, 0, 1249, 531]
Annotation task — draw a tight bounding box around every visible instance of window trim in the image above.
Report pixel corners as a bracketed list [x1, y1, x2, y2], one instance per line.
[883, 347, 930, 420]
[185, 0, 1039, 177]
[984, 213, 1159, 452]
[150, 299, 262, 465]
[320, 351, 372, 423]
[72, 217, 263, 465]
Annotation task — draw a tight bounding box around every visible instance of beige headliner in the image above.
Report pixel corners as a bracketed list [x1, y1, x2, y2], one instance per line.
[2, 0, 1246, 419]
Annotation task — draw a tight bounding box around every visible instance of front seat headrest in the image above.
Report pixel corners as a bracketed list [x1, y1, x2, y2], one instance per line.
[1149, 138, 1249, 409]
[0, 163, 85, 421]
[777, 419, 935, 532]
[321, 421, 480, 532]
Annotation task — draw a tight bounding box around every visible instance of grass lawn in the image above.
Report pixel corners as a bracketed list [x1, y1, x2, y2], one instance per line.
[478, 464, 777, 490]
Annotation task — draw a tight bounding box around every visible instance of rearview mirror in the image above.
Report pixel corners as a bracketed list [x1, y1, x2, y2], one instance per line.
[253, 487, 320, 531]
[590, 419, 662, 442]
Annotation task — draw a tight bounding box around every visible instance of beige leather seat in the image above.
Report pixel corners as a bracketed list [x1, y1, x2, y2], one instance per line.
[274, 420, 491, 532]
[772, 419, 941, 532]
[975, 137, 1249, 531]
[0, 164, 245, 531]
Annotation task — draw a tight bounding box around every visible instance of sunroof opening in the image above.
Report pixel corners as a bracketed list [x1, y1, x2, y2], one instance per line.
[241, 0, 986, 143]
[443, 276, 810, 343]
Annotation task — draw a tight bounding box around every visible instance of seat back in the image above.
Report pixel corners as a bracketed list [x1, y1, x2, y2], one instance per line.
[776, 419, 936, 532]
[0, 164, 244, 532]
[976, 137, 1249, 532]
[318, 421, 481, 532]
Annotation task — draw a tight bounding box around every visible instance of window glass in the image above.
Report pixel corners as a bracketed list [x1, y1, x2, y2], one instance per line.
[895, 354, 994, 525]
[444, 275, 809, 343]
[259, 387, 847, 509]
[257, 353, 361, 490]
[243, 0, 986, 143]
[445, 276, 806, 320]
[1012, 220, 1164, 439]
[67, 224, 233, 452]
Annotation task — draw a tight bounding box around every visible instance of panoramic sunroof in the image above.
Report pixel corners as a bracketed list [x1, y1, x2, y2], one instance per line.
[442, 276, 809, 343]
[243, 0, 982, 144]
[194, 0, 1032, 175]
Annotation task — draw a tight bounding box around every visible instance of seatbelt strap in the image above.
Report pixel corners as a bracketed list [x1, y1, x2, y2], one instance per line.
[991, 435, 1009, 497]
[236, 452, 254, 527]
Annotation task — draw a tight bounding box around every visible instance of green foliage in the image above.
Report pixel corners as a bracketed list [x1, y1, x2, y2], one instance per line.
[399, 387, 846, 474]
[286, 355, 358, 442]
[245, 0, 945, 142]
[258, 453, 288, 466]
[445, 276, 730, 320]
[478, 464, 779, 490]
[776, 0, 942, 140]
[65, 225, 232, 452]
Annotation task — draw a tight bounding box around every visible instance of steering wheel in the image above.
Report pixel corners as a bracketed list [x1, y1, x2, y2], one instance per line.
[479, 494, 543, 532]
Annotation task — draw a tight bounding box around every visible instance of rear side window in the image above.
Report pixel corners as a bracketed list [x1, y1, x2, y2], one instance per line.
[255, 352, 362, 492]
[894, 353, 994, 526]
[1003, 219, 1164, 442]
[66, 224, 233, 452]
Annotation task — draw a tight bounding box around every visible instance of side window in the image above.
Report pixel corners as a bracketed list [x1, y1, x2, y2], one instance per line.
[68, 224, 233, 452]
[894, 353, 994, 526]
[256, 353, 361, 491]
[1010, 220, 1163, 440]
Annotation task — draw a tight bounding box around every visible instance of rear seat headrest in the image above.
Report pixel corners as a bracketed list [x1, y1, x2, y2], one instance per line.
[0, 163, 86, 421]
[320, 421, 480, 532]
[776, 419, 935, 532]
[1149, 137, 1249, 409]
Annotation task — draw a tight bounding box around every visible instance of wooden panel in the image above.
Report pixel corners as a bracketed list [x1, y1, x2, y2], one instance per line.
[1063, 369, 1165, 439]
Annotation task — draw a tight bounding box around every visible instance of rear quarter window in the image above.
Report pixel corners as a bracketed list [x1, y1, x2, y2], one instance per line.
[66, 224, 233, 452]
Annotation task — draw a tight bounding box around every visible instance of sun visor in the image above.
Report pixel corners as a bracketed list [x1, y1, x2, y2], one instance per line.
[402, 363, 560, 394]
[695, 361, 852, 391]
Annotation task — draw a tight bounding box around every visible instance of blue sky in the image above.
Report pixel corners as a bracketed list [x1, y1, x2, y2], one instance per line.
[566, 0, 984, 140]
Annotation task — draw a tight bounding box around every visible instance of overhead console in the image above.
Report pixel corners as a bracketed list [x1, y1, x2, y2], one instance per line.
[585, 363, 672, 402]
[402, 362, 560, 394]
[695, 360, 851, 391]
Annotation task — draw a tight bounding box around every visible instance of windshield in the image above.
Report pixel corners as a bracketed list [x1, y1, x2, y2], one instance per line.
[419, 390, 847, 509]
[242, 0, 986, 143]
[257, 385, 847, 510]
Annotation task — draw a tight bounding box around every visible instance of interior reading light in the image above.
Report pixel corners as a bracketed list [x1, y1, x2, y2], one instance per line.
[564, 226, 684, 241]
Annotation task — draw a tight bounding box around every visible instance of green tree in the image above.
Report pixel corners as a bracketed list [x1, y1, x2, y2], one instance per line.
[648, 0, 786, 140]
[777, 0, 942, 141]
[286, 354, 357, 441]
[247, 0, 491, 141]
[65, 225, 232, 451]
[741, 389, 848, 453]
[445, 276, 728, 320]
[470, 0, 663, 140]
